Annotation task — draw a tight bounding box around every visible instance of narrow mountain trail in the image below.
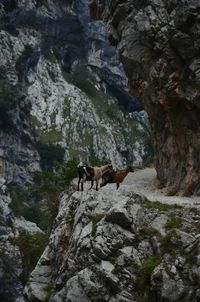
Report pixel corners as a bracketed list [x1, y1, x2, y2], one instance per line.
[77, 167, 200, 208]
[121, 168, 200, 207]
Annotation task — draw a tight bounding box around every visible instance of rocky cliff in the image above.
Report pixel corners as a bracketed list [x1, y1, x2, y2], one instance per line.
[0, 1, 153, 301]
[24, 181, 200, 302]
[0, 177, 45, 302]
[0, 0, 151, 188]
[91, 0, 200, 195]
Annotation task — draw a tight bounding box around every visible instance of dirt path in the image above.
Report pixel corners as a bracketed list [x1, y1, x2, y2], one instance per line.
[74, 167, 200, 208]
[121, 167, 200, 207]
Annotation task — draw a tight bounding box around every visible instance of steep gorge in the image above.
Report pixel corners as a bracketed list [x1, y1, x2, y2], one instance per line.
[91, 0, 200, 194]
[0, 1, 153, 301]
[0, 0, 152, 188]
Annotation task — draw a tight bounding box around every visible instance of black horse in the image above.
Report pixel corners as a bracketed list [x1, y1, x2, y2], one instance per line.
[77, 163, 94, 191]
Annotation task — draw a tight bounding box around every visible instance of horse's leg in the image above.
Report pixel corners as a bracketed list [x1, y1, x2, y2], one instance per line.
[100, 179, 106, 187]
[81, 174, 87, 191]
[96, 180, 99, 191]
[90, 180, 94, 189]
[77, 177, 81, 191]
[116, 183, 120, 190]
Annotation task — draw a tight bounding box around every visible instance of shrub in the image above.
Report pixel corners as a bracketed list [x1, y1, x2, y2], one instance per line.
[9, 185, 27, 217]
[23, 203, 49, 231]
[36, 142, 65, 171]
[165, 215, 182, 230]
[89, 154, 109, 166]
[136, 255, 161, 289]
[44, 283, 53, 302]
[9, 185, 49, 231]
[43, 49, 57, 63]
[92, 213, 105, 236]
[34, 159, 78, 228]
[11, 231, 47, 283]
[0, 79, 16, 132]
[135, 227, 161, 241]
[166, 186, 179, 196]
[160, 231, 178, 255]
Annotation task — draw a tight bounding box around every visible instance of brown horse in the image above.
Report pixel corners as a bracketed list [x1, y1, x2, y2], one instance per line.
[100, 166, 134, 189]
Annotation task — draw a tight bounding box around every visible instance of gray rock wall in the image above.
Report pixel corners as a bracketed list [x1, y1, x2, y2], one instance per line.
[0, 0, 152, 186]
[91, 0, 200, 194]
[24, 183, 200, 302]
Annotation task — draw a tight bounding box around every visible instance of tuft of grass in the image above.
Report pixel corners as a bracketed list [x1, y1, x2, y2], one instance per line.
[160, 231, 178, 255]
[92, 213, 105, 236]
[31, 115, 43, 128]
[135, 227, 161, 242]
[44, 283, 53, 302]
[166, 186, 179, 196]
[165, 215, 182, 230]
[39, 130, 63, 144]
[136, 255, 161, 289]
[143, 199, 182, 211]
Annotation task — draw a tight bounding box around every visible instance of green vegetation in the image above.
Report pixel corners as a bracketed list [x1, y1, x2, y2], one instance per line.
[62, 66, 153, 165]
[9, 185, 27, 217]
[35, 159, 78, 192]
[165, 215, 182, 230]
[136, 255, 161, 289]
[0, 79, 16, 132]
[36, 142, 65, 171]
[160, 231, 177, 255]
[39, 130, 63, 144]
[34, 159, 78, 226]
[63, 69, 122, 123]
[141, 295, 155, 302]
[43, 49, 57, 63]
[44, 283, 53, 302]
[135, 227, 161, 241]
[92, 213, 105, 236]
[11, 231, 47, 283]
[31, 115, 43, 128]
[9, 185, 48, 231]
[89, 154, 109, 166]
[15, 45, 34, 81]
[183, 190, 194, 197]
[23, 203, 49, 231]
[143, 199, 182, 211]
[166, 186, 179, 196]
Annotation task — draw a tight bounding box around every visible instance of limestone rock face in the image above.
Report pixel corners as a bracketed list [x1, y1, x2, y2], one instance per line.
[0, 1, 153, 300]
[91, 0, 200, 194]
[0, 178, 44, 302]
[0, 0, 152, 188]
[24, 184, 200, 302]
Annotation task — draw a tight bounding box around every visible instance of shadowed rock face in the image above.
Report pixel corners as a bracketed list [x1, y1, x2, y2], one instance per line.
[91, 0, 200, 194]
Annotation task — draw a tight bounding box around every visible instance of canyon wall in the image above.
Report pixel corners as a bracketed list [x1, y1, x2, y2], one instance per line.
[91, 0, 200, 194]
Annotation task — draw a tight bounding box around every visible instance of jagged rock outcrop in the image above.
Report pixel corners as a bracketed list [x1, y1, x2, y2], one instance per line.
[91, 0, 200, 194]
[24, 182, 200, 302]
